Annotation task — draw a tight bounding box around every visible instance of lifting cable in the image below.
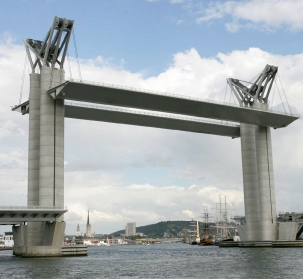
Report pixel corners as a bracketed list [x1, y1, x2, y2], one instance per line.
[221, 81, 228, 124]
[248, 70, 262, 84]
[19, 51, 28, 105]
[225, 85, 234, 125]
[228, 84, 233, 104]
[224, 80, 228, 103]
[231, 90, 237, 104]
[271, 78, 276, 109]
[67, 50, 73, 81]
[48, 30, 55, 88]
[275, 78, 287, 114]
[277, 73, 292, 115]
[72, 28, 82, 82]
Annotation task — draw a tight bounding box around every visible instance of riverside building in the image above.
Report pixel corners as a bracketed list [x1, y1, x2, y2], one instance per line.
[125, 222, 136, 236]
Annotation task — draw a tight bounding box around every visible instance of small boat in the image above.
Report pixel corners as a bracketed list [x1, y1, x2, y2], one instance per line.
[199, 238, 213, 246]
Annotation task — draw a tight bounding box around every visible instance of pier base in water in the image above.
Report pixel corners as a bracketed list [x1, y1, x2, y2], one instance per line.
[13, 245, 88, 257]
[12, 222, 87, 257]
[219, 241, 303, 248]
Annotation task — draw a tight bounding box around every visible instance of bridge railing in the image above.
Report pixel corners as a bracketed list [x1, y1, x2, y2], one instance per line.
[278, 211, 303, 215]
[65, 101, 240, 127]
[0, 206, 67, 210]
[65, 77, 299, 117]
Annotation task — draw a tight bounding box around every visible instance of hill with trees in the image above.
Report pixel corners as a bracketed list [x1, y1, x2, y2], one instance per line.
[111, 220, 204, 238]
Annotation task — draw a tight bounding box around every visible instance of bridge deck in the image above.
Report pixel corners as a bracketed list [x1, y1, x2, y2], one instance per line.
[48, 81, 299, 128]
[12, 101, 241, 138]
[0, 206, 67, 225]
[65, 104, 240, 138]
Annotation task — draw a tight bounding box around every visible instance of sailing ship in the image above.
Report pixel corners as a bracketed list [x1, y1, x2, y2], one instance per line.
[212, 195, 237, 244]
[188, 220, 200, 245]
[200, 207, 214, 245]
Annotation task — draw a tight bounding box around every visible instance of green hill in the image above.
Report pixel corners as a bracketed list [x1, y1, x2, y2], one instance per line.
[111, 220, 202, 238]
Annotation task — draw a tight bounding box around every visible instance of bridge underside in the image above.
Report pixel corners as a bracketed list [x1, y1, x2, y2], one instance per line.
[0, 207, 67, 225]
[66, 105, 241, 137]
[13, 101, 240, 138]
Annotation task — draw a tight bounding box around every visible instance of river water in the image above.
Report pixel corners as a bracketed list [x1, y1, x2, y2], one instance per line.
[1, 243, 303, 278]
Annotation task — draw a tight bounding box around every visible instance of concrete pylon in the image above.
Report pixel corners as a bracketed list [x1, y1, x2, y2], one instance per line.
[39, 67, 65, 209]
[28, 73, 41, 206]
[11, 16, 82, 257]
[254, 104, 277, 240]
[23, 68, 66, 254]
[228, 65, 278, 242]
[27, 73, 43, 246]
[239, 104, 277, 241]
[240, 123, 260, 240]
[240, 122, 277, 241]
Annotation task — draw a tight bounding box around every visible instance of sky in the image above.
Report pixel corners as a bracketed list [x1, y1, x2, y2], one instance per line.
[0, 0, 303, 235]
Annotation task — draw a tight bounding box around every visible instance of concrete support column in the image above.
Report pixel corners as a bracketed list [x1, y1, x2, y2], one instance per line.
[39, 67, 65, 211]
[255, 103, 277, 240]
[54, 97, 65, 210]
[27, 73, 43, 246]
[28, 73, 41, 206]
[240, 123, 260, 241]
[255, 126, 277, 240]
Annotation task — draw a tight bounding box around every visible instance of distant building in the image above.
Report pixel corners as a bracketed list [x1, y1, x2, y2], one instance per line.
[76, 224, 82, 237]
[85, 210, 94, 237]
[125, 222, 136, 236]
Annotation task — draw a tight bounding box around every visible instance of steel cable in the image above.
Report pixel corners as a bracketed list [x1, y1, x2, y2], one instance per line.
[72, 28, 82, 82]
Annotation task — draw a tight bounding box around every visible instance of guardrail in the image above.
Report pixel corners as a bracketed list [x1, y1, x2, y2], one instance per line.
[278, 211, 303, 215]
[65, 101, 240, 127]
[0, 206, 67, 210]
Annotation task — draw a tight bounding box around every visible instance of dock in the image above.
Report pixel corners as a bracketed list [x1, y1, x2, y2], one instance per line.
[219, 241, 303, 248]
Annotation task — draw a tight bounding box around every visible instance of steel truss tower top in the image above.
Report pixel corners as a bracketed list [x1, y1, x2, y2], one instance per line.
[227, 64, 277, 107]
[24, 16, 74, 72]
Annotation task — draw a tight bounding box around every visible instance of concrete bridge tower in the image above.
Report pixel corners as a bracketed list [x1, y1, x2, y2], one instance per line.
[13, 16, 74, 256]
[228, 65, 278, 241]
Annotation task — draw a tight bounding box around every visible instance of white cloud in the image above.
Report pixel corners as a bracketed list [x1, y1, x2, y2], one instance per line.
[182, 210, 195, 219]
[176, 19, 185, 25]
[0, 34, 303, 235]
[0, 120, 26, 140]
[65, 182, 243, 233]
[196, 0, 303, 32]
[169, 0, 187, 4]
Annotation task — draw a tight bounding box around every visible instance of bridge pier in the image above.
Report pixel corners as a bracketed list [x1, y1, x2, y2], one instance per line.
[240, 123, 260, 240]
[239, 103, 277, 241]
[27, 73, 42, 246]
[39, 67, 65, 210]
[9, 16, 87, 257]
[13, 67, 66, 257]
[13, 222, 66, 257]
[255, 124, 277, 240]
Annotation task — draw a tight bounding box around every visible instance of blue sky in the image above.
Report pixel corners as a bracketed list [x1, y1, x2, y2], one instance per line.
[3, 0, 303, 76]
[1, 0, 303, 235]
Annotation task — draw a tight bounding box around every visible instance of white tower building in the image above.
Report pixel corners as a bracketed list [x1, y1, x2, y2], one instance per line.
[125, 222, 136, 236]
[76, 224, 81, 237]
